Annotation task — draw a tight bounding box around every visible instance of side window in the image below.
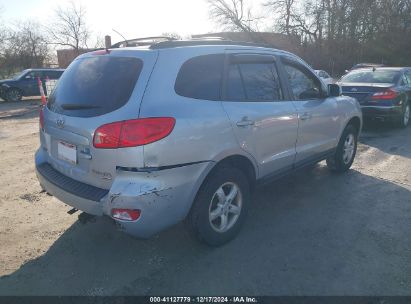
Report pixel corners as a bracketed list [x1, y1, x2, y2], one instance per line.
[42, 71, 51, 79]
[46, 71, 62, 79]
[404, 72, 411, 85]
[400, 74, 408, 86]
[44, 71, 53, 79]
[175, 54, 224, 101]
[227, 64, 246, 100]
[226, 60, 283, 101]
[28, 71, 42, 79]
[283, 61, 322, 100]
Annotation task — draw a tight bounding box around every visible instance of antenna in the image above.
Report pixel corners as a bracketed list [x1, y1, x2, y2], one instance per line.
[112, 28, 129, 47]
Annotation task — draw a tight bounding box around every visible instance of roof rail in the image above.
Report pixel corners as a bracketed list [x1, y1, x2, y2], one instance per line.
[111, 36, 177, 48]
[149, 39, 273, 50]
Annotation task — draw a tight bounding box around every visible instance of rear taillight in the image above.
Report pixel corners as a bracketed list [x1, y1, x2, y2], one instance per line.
[371, 89, 398, 100]
[39, 107, 44, 130]
[93, 117, 175, 149]
[111, 209, 141, 221]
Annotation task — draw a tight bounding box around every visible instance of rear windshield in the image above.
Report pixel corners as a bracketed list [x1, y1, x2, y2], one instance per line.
[48, 56, 143, 117]
[340, 70, 400, 84]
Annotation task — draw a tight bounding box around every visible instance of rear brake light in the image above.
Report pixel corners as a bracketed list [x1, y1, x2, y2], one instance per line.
[39, 107, 44, 130]
[371, 89, 398, 100]
[93, 121, 123, 149]
[111, 209, 141, 221]
[93, 117, 175, 149]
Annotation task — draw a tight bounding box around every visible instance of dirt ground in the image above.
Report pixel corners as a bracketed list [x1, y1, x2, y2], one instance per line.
[0, 100, 410, 295]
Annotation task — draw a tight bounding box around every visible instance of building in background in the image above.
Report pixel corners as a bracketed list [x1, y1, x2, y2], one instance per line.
[56, 49, 93, 68]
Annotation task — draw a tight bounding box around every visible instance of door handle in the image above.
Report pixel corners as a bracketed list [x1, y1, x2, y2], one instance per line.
[236, 119, 255, 127]
[299, 112, 312, 121]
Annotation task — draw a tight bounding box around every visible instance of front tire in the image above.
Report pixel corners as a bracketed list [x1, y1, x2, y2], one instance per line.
[327, 124, 358, 173]
[186, 166, 250, 246]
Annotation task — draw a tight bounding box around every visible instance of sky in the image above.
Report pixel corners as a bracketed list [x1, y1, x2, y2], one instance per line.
[0, 0, 226, 43]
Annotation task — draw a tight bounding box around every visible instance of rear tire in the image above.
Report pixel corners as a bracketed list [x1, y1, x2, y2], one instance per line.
[396, 101, 410, 128]
[186, 166, 250, 247]
[327, 124, 358, 173]
[6, 88, 22, 102]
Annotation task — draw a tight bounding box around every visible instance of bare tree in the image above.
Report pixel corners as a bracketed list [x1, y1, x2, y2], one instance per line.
[207, 0, 260, 32]
[0, 6, 7, 56]
[47, 1, 91, 54]
[264, 0, 296, 35]
[0, 21, 50, 77]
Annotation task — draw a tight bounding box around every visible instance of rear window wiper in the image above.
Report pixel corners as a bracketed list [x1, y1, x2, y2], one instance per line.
[60, 103, 101, 110]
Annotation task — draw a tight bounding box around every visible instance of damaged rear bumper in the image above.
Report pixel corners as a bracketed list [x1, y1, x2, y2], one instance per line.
[35, 149, 212, 238]
[106, 163, 211, 237]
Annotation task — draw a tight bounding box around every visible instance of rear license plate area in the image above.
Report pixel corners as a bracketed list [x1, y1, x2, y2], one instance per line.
[58, 141, 77, 165]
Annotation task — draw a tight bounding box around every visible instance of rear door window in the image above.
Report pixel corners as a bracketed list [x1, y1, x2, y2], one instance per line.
[175, 54, 224, 101]
[226, 56, 283, 101]
[48, 56, 143, 118]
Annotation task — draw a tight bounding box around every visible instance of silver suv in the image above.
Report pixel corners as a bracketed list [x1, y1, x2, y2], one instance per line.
[35, 40, 362, 246]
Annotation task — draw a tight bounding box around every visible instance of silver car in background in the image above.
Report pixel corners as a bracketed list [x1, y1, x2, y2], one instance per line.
[315, 69, 335, 85]
[35, 40, 362, 246]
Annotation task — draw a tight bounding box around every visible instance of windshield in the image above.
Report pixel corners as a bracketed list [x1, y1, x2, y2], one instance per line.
[47, 56, 143, 118]
[12, 70, 29, 80]
[340, 70, 400, 84]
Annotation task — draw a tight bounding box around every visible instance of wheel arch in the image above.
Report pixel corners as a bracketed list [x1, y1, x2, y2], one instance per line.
[185, 153, 258, 220]
[211, 155, 257, 190]
[346, 116, 361, 135]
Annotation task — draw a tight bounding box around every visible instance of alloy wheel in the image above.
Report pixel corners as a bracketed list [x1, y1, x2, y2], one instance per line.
[343, 133, 355, 165]
[404, 104, 410, 126]
[208, 182, 242, 233]
[8, 89, 22, 102]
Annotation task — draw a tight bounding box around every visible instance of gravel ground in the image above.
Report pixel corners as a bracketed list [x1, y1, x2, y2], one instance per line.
[0, 100, 410, 295]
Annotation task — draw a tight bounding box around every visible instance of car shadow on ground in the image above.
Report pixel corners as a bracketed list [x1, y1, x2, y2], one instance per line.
[1, 165, 410, 296]
[359, 120, 411, 159]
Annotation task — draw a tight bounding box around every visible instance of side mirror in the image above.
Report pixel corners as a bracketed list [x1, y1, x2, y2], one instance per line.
[328, 84, 342, 97]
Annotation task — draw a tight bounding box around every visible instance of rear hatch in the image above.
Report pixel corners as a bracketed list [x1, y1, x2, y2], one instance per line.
[41, 49, 158, 189]
[340, 82, 394, 105]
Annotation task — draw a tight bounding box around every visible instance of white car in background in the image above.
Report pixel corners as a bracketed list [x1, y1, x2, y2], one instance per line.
[315, 70, 335, 85]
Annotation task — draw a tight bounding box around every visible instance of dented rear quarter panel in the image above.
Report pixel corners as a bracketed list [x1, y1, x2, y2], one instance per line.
[105, 162, 213, 237]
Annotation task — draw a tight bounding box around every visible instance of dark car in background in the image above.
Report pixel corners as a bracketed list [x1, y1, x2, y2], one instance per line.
[338, 67, 411, 128]
[0, 68, 64, 102]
